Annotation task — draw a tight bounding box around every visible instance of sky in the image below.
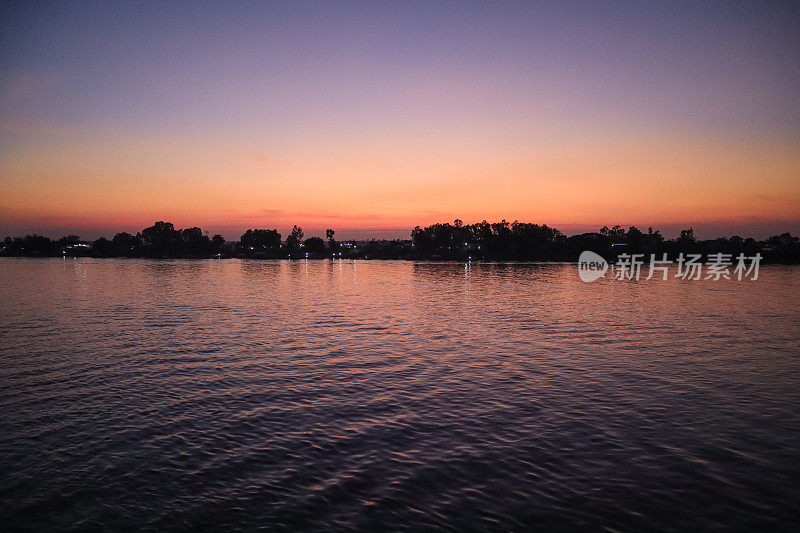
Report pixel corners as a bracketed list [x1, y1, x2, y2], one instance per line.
[1, 0, 799, 240]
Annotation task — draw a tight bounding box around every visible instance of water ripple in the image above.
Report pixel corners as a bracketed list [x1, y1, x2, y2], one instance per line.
[1, 259, 799, 531]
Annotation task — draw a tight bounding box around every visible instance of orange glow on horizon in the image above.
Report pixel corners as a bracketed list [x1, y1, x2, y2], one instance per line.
[2, 123, 798, 238]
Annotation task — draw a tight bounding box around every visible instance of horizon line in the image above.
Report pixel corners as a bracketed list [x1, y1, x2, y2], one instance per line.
[3, 218, 800, 243]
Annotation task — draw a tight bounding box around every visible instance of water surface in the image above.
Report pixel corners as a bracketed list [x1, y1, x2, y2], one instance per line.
[1, 259, 799, 530]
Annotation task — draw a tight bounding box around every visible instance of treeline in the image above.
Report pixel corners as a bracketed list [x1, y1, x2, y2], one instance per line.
[0, 222, 338, 259]
[410, 221, 800, 263]
[2, 220, 799, 263]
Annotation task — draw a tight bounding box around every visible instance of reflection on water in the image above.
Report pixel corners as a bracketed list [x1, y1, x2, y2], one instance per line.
[1, 259, 799, 531]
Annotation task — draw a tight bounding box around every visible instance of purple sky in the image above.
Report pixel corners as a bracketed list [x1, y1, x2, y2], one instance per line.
[1, 1, 799, 240]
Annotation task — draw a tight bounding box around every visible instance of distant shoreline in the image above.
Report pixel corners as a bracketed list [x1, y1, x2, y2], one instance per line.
[3, 220, 799, 263]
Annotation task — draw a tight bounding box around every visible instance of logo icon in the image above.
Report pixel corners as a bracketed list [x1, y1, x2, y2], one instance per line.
[578, 251, 608, 282]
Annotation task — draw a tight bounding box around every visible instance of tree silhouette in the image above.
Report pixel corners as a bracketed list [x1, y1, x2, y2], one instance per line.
[111, 232, 142, 256]
[92, 237, 113, 257]
[180, 227, 211, 257]
[679, 227, 697, 243]
[240, 229, 281, 250]
[304, 237, 326, 256]
[211, 234, 226, 255]
[141, 221, 181, 257]
[285, 225, 303, 253]
[326, 228, 338, 254]
[2, 219, 799, 263]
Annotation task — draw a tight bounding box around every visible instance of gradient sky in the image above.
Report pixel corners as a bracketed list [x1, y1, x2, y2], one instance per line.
[1, 0, 799, 240]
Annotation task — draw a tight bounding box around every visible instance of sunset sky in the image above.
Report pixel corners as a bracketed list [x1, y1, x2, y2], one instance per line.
[1, 1, 798, 240]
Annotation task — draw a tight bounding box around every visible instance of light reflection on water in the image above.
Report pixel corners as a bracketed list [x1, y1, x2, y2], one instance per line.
[1, 258, 799, 531]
